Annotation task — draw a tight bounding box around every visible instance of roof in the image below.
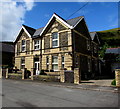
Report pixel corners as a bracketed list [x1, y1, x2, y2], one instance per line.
[32, 13, 83, 37]
[106, 47, 120, 54]
[0, 42, 14, 53]
[22, 25, 36, 36]
[33, 27, 44, 37]
[67, 16, 83, 27]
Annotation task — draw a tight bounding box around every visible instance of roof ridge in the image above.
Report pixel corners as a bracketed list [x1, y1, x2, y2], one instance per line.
[66, 16, 84, 21]
[22, 24, 36, 30]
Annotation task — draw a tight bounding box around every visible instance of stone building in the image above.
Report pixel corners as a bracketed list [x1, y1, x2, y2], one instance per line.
[14, 13, 100, 79]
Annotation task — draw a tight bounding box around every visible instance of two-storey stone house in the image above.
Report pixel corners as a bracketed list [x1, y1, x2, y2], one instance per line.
[14, 13, 100, 79]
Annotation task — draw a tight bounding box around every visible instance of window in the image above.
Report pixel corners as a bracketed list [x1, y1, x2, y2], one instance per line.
[61, 56, 65, 69]
[94, 45, 97, 53]
[21, 57, 25, 69]
[88, 58, 91, 72]
[87, 40, 90, 50]
[22, 40, 26, 52]
[52, 32, 58, 48]
[46, 56, 49, 70]
[52, 56, 58, 71]
[34, 40, 40, 50]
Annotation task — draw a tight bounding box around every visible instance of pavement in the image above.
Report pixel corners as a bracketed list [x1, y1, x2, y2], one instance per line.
[2, 79, 119, 107]
[4, 78, 120, 93]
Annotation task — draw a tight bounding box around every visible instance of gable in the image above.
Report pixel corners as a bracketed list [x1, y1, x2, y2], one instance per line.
[15, 29, 30, 44]
[93, 34, 100, 44]
[74, 18, 91, 39]
[43, 19, 67, 35]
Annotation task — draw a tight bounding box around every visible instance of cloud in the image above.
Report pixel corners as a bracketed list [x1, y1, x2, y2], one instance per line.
[0, 0, 35, 41]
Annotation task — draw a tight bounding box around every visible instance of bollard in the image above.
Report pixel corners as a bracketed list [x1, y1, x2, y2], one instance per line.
[115, 69, 120, 87]
[60, 70, 65, 83]
[21, 69, 25, 80]
[74, 68, 81, 84]
[31, 68, 34, 80]
[6, 68, 8, 79]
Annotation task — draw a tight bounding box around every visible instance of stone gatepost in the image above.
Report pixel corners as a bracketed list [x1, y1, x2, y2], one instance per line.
[0, 68, 2, 79]
[60, 70, 65, 83]
[22, 69, 25, 80]
[74, 68, 81, 84]
[115, 69, 120, 87]
[31, 68, 34, 80]
[6, 68, 8, 79]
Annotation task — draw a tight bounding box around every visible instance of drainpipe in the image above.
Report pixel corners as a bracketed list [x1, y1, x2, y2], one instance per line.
[39, 36, 42, 74]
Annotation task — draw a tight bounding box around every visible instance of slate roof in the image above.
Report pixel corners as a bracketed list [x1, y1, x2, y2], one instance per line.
[67, 16, 83, 27]
[22, 25, 36, 36]
[33, 27, 44, 38]
[32, 14, 83, 37]
[106, 47, 120, 54]
[0, 42, 14, 53]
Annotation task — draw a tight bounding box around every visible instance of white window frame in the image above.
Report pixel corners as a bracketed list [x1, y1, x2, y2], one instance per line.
[34, 40, 40, 50]
[52, 32, 59, 48]
[21, 40, 26, 52]
[21, 57, 25, 69]
[52, 56, 58, 71]
[61, 56, 65, 69]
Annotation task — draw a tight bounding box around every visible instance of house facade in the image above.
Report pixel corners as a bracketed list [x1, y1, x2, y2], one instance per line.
[14, 13, 100, 79]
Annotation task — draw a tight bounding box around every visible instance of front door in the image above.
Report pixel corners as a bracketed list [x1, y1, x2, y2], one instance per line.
[35, 62, 40, 75]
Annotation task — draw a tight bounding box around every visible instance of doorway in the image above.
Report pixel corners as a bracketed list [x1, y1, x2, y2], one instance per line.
[35, 61, 40, 75]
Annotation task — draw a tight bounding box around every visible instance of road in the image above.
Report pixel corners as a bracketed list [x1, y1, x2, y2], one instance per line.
[2, 79, 119, 107]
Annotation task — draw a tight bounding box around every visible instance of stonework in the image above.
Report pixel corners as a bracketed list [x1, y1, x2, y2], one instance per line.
[115, 69, 120, 87]
[14, 14, 99, 82]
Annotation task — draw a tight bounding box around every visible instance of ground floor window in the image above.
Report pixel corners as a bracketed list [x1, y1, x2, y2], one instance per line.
[61, 56, 65, 69]
[21, 57, 25, 69]
[88, 57, 91, 72]
[52, 56, 58, 71]
[46, 56, 49, 70]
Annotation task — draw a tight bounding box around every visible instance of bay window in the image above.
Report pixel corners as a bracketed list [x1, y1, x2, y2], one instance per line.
[52, 56, 58, 71]
[21, 57, 25, 69]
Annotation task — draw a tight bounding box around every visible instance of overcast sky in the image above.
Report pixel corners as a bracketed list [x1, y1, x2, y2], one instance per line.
[1, 1, 118, 41]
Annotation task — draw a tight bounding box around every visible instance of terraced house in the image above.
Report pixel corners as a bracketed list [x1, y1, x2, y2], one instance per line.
[14, 13, 100, 79]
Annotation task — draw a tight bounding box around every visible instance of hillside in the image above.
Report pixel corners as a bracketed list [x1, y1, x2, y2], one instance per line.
[97, 28, 120, 47]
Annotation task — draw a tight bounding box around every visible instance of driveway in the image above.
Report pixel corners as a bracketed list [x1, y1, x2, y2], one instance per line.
[2, 79, 119, 107]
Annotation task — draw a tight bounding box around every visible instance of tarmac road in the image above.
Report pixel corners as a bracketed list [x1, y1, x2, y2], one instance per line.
[2, 79, 119, 107]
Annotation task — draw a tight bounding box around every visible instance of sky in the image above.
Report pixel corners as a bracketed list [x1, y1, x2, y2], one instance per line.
[1, 1, 118, 41]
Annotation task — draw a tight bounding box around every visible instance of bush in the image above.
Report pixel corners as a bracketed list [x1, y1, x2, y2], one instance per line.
[111, 79, 116, 86]
[40, 70, 47, 75]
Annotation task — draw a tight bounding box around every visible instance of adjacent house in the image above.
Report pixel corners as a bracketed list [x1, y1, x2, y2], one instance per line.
[0, 42, 15, 68]
[14, 13, 100, 79]
[104, 47, 120, 78]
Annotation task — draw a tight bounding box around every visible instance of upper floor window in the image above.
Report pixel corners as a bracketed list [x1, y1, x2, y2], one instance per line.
[22, 40, 26, 52]
[87, 40, 90, 51]
[52, 32, 58, 48]
[34, 40, 40, 50]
